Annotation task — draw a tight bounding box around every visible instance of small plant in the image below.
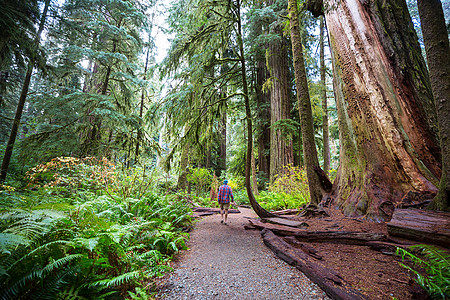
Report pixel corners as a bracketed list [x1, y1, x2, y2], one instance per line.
[396, 245, 450, 299]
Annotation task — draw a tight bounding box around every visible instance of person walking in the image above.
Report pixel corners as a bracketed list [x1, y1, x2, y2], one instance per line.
[217, 179, 235, 225]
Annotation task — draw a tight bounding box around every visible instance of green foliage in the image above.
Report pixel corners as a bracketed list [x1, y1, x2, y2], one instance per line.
[255, 165, 310, 211]
[270, 165, 309, 195]
[0, 160, 192, 299]
[257, 191, 308, 211]
[187, 167, 212, 196]
[396, 245, 450, 299]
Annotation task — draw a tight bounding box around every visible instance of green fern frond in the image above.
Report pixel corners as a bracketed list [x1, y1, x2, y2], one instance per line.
[0, 233, 30, 254]
[7, 240, 72, 272]
[42, 254, 83, 275]
[89, 271, 140, 288]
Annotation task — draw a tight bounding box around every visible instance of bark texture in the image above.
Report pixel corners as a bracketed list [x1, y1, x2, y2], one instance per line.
[256, 59, 271, 179]
[320, 16, 331, 173]
[268, 29, 294, 181]
[318, 0, 441, 221]
[288, 0, 323, 204]
[417, 0, 450, 211]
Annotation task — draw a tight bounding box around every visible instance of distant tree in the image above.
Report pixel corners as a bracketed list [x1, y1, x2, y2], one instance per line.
[0, 0, 50, 183]
[267, 1, 294, 181]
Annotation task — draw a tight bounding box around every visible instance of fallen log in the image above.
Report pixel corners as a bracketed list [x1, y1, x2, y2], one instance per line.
[262, 229, 368, 300]
[271, 208, 300, 215]
[387, 208, 450, 248]
[283, 236, 323, 260]
[262, 217, 308, 228]
[192, 207, 240, 214]
[192, 212, 215, 218]
[249, 219, 387, 244]
[365, 241, 419, 255]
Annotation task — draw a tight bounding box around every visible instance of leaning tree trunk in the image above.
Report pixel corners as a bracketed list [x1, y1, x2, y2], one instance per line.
[236, 0, 276, 218]
[308, 0, 441, 221]
[0, 0, 50, 183]
[417, 0, 450, 211]
[288, 0, 323, 205]
[268, 29, 294, 182]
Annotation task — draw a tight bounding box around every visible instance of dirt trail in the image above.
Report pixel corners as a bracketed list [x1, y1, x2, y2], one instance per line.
[156, 207, 329, 300]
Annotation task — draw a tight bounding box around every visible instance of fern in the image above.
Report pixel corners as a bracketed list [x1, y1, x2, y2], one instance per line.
[0, 233, 30, 254]
[88, 270, 140, 288]
[396, 245, 450, 299]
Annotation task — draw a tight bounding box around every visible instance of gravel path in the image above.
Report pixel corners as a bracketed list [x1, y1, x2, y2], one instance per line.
[156, 207, 329, 300]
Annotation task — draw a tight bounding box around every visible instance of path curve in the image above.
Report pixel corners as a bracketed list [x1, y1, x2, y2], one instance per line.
[157, 207, 329, 300]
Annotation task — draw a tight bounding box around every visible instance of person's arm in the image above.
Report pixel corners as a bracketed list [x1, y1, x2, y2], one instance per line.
[229, 187, 235, 205]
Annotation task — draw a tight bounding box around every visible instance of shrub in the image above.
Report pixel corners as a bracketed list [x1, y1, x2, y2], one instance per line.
[187, 168, 211, 196]
[25, 157, 116, 191]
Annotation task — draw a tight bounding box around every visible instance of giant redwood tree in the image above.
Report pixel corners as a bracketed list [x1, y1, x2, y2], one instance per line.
[308, 0, 441, 221]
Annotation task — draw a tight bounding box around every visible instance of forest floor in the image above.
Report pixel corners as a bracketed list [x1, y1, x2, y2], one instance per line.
[282, 208, 428, 300]
[155, 207, 329, 299]
[155, 207, 428, 300]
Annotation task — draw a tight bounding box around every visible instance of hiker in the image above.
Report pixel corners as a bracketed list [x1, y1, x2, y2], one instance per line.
[217, 179, 235, 225]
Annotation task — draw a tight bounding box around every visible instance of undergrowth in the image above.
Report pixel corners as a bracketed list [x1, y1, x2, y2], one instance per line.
[0, 157, 192, 299]
[396, 245, 450, 299]
[257, 165, 310, 211]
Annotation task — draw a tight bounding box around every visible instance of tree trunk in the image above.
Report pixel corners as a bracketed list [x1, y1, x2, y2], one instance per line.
[256, 58, 271, 179]
[268, 29, 294, 181]
[417, 0, 450, 212]
[177, 142, 190, 191]
[0, 0, 50, 183]
[236, 0, 276, 218]
[251, 149, 259, 195]
[320, 16, 330, 173]
[288, 0, 323, 205]
[135, 43, 151, 161]
[219, 113, 227, 175]
[309, 0, 441, 221]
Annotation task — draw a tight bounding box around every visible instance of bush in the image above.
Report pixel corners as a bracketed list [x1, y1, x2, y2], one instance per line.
[187, 168, 211, 196]
[269, 164, 309, 196]
[256, 190, 308, 211]
[254, 165, 310, 211]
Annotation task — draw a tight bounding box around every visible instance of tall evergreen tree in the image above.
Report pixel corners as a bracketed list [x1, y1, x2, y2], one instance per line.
[0, 0, 50, 183]
[288, 0, 322, 205]
[417, 0, 450, 211]
[320, 16, 330, 173]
